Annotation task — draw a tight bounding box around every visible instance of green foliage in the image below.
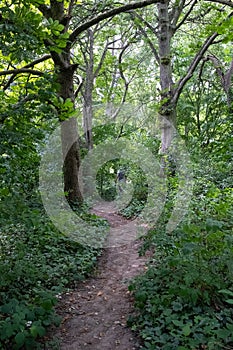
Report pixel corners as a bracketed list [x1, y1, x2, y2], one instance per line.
[128, 156, 233, 349]
[0, 2, 46, 61]
[95, 155, 149, 209]
[1, 2, 233, 350]
[216, 15, 233, 42]
[92, 125, 156, 214]
[0, 207, 102, 349]
[119, 164, 148, 218]
[129, 224, 233, 348]
[0, 295, 60, 350]
[0, 100, 103, 349]
[96, 160, 117, 201]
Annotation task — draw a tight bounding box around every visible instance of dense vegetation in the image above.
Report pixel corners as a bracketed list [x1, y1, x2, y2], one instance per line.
[0, 112, 105, 349]
[1, 0, 233, 349]
[128, 157, 233, 349]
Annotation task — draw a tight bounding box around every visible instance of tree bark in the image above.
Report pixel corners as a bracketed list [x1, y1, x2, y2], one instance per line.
[82, 29, 94, 151]
[61, 118, 83, 205]
[157, 1, 175, 154]
[57, 64, 84, 205]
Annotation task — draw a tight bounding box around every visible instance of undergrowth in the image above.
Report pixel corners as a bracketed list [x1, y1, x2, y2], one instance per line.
[128, 162, 233, 350]
[0, 119, 109, 350]
[0, 203, 106, 350]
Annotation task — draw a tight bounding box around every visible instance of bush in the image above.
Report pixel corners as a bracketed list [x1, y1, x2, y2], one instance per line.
[0, 116, 108, 349]
[129, 222, 233, 349]
[128, 167, 233, 349]
[0, 209, 103, 349]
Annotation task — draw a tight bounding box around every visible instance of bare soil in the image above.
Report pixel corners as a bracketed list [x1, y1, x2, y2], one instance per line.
[46, 202, 150, 350]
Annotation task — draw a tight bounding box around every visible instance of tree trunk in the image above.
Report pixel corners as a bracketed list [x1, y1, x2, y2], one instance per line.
[57, 64, 84, 205]
[61, 118, 83, 205]
[157, 1, 176, 154]
[41, 0, 84, 206]
[83, 29, 94, 151]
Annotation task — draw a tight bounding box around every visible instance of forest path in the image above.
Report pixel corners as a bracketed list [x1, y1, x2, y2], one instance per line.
[48, 201, 150, 350]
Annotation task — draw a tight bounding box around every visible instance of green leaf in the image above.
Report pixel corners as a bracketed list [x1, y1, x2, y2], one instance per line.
[225, 299, 233, 304]
[219, 289, 233, 297]
[57, 41, 67, 48]
[30, 325, 46, 338]
[52, 30, 61, 36]
[182, 324, 191, 336]
[60, 32, 70, 39]
[172, 319, 184, 327]
[172, 301, 183, 311]
[50, 46, 62, 53]
[63, 98, 73, 108]
[0, 323, 14, 339]
[15, 332, 25, 346]
[56, 24, 64, 31]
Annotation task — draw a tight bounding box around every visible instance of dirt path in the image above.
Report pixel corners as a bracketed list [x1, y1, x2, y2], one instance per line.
[47, 202, 149, 350]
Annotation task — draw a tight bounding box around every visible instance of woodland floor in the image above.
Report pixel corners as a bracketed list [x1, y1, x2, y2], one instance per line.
[46, 201, 151, 350]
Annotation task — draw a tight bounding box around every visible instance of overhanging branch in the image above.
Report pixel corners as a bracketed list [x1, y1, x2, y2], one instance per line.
[69, 0, 165, 46]
[23, 54, 51, 69]
[172, 31, 219, 104]
[1, 55, 51, 90]
[131, 15, 160, 64]
[0, 68, 44, 77]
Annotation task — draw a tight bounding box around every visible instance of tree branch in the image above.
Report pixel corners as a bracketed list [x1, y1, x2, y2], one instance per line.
[173, 9, 233, 103]
[169, 0, 185, 28]
[23, 54, 51, 68]
[94, 41, 110, 78]
[3, 55, 51, 91]
[0, 68, 44, 77]
[172, 31, 219, 104]
[175, 0, 198, 31]
[132, 15, 160, 63]
[69, 0, 164, 45]
[204, 0, 233, 7]
[74, 80, 83, 99]
[204, 53, 233, 106]
[118, 43, 130, 84]
[2, 55, 51, 90]
[131, 12, 158, 35]
[205, 53, 225, 87]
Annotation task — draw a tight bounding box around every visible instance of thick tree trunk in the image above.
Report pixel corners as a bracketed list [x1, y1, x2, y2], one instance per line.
[157, 1, 176, 154]
[57, 65, 84, 205]
[41, 0, 84, 205]
[61, 118, 83, 205]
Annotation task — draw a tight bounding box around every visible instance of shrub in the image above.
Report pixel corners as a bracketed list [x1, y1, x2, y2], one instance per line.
[128, 169, 233, 349]
[0, 209, 104, 349]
